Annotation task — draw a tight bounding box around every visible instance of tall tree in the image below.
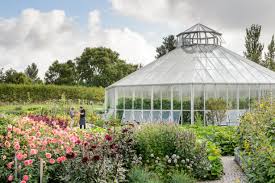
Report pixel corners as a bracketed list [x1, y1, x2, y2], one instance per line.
[25, 63, 42, 83]
[76, 47, 138, 87]
[25, 63, 38, 80]
[4, 69, 32, 84]
[244, 24, 264, 64]
[45, 60, 78, 85]
[156, 35, 176, 59]
[263, 35, 275, 70]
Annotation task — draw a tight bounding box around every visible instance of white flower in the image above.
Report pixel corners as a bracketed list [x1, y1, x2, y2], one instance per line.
[150, 154, 154, 158]
[167, 159, 172, 163]
[173, 159, 177, 164]
[165, 155, 169, 159]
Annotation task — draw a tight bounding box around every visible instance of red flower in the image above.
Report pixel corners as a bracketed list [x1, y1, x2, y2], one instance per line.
[92, 155, 100, 161]
[82, 157, 89, 163]
[104, 134, 112, 142]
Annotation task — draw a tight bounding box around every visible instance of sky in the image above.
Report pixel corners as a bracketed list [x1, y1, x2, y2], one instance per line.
[0, 0, 275, 77]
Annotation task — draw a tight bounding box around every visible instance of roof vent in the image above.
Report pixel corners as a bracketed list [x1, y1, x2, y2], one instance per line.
[177, 23, 222, 47]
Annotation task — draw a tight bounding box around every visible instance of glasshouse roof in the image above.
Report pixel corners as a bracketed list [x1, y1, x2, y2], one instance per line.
[108, 24, 275, 88]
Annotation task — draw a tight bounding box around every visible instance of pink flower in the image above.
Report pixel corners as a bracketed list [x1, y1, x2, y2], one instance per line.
[66, 147, 72, 154]
[16, 153, 24, 161]
[20, 181, 26, 183]
[49, 158, 55, 164]
[7, 162, 14, 169]
[36, 132, 41, 137]
[45, 153, 51, 159]
[24, 159, 33, 166]
[7, 175, 13, 182]
[14, 143, 20, 150]
[30, 149, 38, 155]
[23, 175, 29, 181]
[57, 156, 66, 163]
[23, 154, 27, 159]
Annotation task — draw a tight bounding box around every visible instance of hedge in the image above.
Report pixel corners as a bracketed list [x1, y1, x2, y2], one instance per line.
[0, 84, 105, 103]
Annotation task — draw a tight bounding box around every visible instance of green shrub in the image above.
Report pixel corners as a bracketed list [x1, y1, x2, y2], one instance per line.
[185, 125, 238, 156]
[134, 124, 223, 180]
[0, 84, 104, 103]
[237, 100, 275, 182]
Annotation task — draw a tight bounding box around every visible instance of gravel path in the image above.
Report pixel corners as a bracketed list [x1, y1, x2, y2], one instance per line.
[198, 156, 247, 183]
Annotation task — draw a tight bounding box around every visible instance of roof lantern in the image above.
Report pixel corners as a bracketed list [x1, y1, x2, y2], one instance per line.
[176, 23, 222, 47]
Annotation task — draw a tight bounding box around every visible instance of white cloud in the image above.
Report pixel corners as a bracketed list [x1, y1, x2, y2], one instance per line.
[0, 9, 155, 78]
[88, 10, 155, 64]
[110, 0, 275, 55]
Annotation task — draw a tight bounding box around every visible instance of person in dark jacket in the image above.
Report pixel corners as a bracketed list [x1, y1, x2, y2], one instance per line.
[79, 106, 86, 129]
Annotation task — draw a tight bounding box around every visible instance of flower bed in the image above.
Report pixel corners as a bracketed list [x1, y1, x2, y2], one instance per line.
[0, 116, 135, 182]
[133, 124, 223, 181]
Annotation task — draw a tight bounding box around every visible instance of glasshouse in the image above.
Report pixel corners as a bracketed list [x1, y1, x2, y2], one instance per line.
[105, 23, 275, 125]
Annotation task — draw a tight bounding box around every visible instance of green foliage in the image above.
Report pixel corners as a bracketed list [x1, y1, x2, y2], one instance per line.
[185, 125, 238, 156]
[263, 35, 275, 71]
[45, 60, 78, 85]
[128, 167, 162, 183]
[24, 63, 42, 83]
[3, 68, 32, 84]
[244, 24, 264, 64]
[156, 35, 176, 59]
[76, 47, 138, 87]
[169, 171, 196, 183]
[0, 84, 104, 103]
[238, 101, 275, 182]
[206, 98, 227, 125]
[134, 124, 223, 180]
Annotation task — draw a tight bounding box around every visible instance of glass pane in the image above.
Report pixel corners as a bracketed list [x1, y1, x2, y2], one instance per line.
[239, 85, 249, 109]
[182, 85, 191, 110]
[228, 85, 237, 109]
[173, 86, 181, 110]
[162, 111, 171, 122]
[181, 111, 191, 124]
[153, 86, 161, 110]
[194, 85, 204, 110]
[162, 86, 171, 110]
[124, 87, 132, 109]
[143, 87, 151, 110]
[133, 87, 142, 110]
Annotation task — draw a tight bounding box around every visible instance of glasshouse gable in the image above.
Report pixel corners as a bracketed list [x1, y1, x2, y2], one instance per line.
[105, 23, 275, 125]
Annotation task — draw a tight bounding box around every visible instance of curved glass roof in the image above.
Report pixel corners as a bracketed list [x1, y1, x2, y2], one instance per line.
[108, 24, 275, 89]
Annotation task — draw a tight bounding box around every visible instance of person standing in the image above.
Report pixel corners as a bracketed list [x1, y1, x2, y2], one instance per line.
[79, 106, 86, 129]
[69, 107, 75, 128]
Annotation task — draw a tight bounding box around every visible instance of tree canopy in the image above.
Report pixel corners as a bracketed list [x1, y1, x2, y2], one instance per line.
[155, 35, 176, 59]
[45, 60, 78, 85]
[76, 47, 138, 87]
[263, 35, 275, 70]
[244, 24, 264, 64]
[3, 69, 32, 84]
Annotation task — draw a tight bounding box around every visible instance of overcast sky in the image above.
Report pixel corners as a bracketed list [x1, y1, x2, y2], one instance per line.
[0, 0, 275, 77]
